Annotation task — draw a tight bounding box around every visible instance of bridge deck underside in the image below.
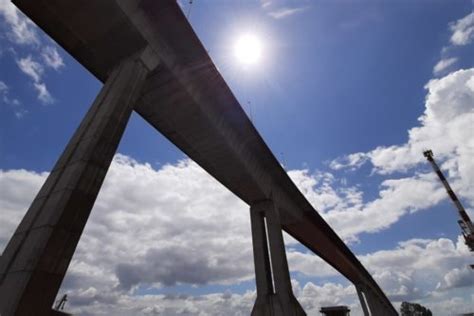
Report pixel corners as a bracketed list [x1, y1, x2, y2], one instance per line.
[13, 0, 396, 312]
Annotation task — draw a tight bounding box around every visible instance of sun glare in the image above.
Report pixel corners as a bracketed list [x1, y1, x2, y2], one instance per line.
[234, 34, 262, 65]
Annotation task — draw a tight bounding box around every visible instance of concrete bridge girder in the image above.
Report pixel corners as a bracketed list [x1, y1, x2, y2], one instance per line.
[0, 0, 399, 315]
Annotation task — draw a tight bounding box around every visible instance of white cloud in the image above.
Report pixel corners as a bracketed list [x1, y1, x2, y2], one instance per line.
[329, 152, 368, 171]
[436, 266, 474, 291]
[328, 173, 445, 239]
[288, 168, 446, 242]
[331, 10, 474, 181]
[0, 168, 47, 247]
[288, 235, 473, 311]
[16, 55, 55, 104]
[287, 250, 339, 278]
[268, 7, 308, 19]
[0, 157, 316, 315]
[433, 57, 457, 75]
[0, 153, 452, 274]
[427, 296, 474, 316]
[362, 237, 472, 297]
[259, 0, 309, 19]
[0, 0, 38, 45]
[33, 82, 53, 104]
[0, 155, 255, 291]
[60, 280, 361, 316]
[16, 55, 43, 82]
[296, 282, 358, 315]
[0, 79, 26, 117]
[41, 46, 64, 70]
[1, 3, 63, 105]
[1, 155, 472, 315]
[450, 12, 474, 46]
[63, 289, 257, 316]
[329, 69, 474, 215]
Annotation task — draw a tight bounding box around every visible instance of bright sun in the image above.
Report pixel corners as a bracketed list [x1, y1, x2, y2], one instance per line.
[234, 34, 262, 65]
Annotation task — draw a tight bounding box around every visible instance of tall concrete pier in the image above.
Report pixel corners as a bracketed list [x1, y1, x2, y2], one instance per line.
[0, 52, 156, 315]
[250, 200, 305, 316]
[0, 0, 398, 315]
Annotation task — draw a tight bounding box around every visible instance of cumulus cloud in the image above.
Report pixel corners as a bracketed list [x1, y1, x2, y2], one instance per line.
[433, 57, 458, 75]
[1, 155, 472, 315]
[362, 237, 472, 299]
[288, 168, 446, 242]
[331, 68, 474, 176]
[0, 159, 251, 313]
[0, 156, 459, 279]
[286, 234, 472, 303]
[0, 155, 254, 291]
[331, 10, 474, 187]
[61, 281, 361, 316]
[329, 69, 474, 223]
[0, 0, 38, 45]
[0, 168, 47, 246]
[436, 266, 474, 291]
[54, 287, 257, 316]
[426, 296, 474, 316]
[450, 12, 474, 46]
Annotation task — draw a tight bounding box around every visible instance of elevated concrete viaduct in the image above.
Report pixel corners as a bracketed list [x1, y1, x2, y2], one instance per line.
[0, 0, 398, 315]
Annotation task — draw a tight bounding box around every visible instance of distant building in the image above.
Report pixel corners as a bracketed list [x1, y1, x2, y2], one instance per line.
[320, 305, 350, 316]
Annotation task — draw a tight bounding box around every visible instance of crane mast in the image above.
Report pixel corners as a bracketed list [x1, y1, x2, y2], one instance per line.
[423, 150, 474, 252]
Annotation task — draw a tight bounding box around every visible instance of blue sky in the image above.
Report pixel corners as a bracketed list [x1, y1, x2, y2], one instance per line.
[1, 0, 473, 315]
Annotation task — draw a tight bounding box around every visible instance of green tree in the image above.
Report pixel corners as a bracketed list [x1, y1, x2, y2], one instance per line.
[400, 301, 432, 316]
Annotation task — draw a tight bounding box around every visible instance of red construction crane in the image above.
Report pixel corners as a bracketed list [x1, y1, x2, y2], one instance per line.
[423, 150, 474, 252]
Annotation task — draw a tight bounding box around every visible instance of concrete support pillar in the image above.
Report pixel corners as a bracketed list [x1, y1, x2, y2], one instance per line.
[250, 207, 274, 297]
[363, 286, 391, 316]
[250, 200, 306, 316]
[376, 300, 386, 316]
[0, 52, 153, 315]
[356, 286, 370, 316]
[368, 293, 381, 316]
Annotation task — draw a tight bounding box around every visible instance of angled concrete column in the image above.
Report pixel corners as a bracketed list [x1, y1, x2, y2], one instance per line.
[381, 300, 397, 316]
[371, 293, 396, 316]
[250, 200, 306, 316]
[0, 52, 153, 316]
[356, 286, 370, 316]
[376, 300, 386, 316]
[361, 286, 374, 315]
[367, 294, 381, 315]
[364, 286, 386, 316]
